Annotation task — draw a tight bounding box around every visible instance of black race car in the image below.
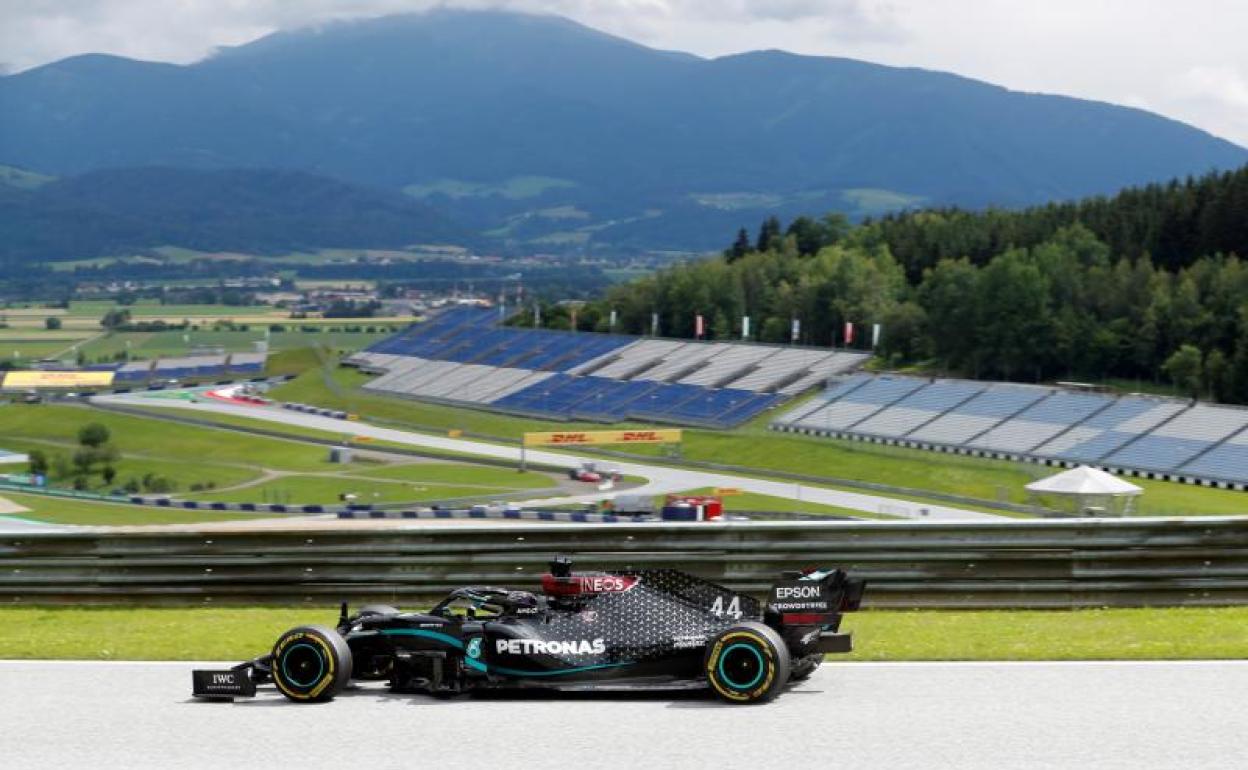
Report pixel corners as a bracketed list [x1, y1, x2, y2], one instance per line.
[192, 556, 865, 705]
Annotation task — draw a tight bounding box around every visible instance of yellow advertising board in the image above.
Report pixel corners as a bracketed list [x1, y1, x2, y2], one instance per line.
[714, 487, 743, 496]
[2, 370, 115, 390]
[523, 429, 682, 447]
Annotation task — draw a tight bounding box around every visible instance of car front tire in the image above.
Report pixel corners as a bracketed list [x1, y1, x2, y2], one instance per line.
[271, 625, 352, 703]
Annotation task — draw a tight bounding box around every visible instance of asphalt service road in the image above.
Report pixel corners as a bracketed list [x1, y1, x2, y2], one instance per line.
[2, 660, 1246, 769]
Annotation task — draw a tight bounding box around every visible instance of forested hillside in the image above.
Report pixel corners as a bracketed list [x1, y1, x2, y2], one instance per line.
[0, 167, 465, 266]
[860, 166, 1248, 278]
[539, 166, 1248, 403]
[3, 9, 1244, 253]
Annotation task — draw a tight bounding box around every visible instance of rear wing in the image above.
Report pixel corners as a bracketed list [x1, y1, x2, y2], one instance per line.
[767, 568, 865, 624]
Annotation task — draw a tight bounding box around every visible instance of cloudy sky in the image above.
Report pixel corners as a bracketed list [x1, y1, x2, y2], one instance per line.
[4, 1, 1246, 147]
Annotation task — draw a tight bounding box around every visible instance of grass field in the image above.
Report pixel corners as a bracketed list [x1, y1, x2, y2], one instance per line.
[0, 339, 81, 359]
[0, 403, 566, 516]
[356, 462, 557, 489]
[79, 328, 399, 361]
[3, 299, 407, 367]
[66, 300, 278, 318]
[268, 366, 1247, 518]
[1, 405, 331, 476]
[0, 403, 335, 504]
[0, 329, 92, 341]
[2, 606, 1242, 661]
[196, 477, 497, 505]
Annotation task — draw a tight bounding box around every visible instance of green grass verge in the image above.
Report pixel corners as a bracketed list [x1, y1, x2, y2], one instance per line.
[1, 435, 260, 493]
[0, 493, 270, 527]
[844, 607, 1248, 660]
[1, 405, 332, 476]
[2, 606, 1243, 661]
[354, 462, 556, 489]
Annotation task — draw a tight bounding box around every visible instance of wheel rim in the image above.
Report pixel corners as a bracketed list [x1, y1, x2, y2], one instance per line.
[281, 642, 326, 688]
[717, 642, 765, 690]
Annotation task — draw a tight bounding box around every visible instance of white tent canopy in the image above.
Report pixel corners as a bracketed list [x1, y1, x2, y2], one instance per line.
[1026, 465, 1143, 496]
[1026, 465, 1142, 517]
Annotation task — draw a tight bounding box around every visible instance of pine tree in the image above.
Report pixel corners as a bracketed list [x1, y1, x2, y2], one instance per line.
[756, 216, 782, 252]
[726, 227, 752, 262]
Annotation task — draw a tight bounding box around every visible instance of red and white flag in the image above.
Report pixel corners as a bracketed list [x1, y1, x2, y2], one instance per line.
[844, 321, 855, 346]
[695, 314, 705, 338]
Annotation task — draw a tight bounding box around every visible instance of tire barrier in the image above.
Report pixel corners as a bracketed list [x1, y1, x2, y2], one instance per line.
[0, 480, 638, 521]
[0, 482, 341, 516]
[3, 517, 1247, 609]
[334, 508, 631, 523]
[281, 402, 350, 420]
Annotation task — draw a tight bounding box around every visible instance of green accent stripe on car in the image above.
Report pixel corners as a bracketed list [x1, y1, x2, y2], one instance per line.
[463, 658, 634, 677]
[378, 628, 465, 648]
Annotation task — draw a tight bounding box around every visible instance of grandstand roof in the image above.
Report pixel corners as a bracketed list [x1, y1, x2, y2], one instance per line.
[0, 449, 29, 466]
[1025, 466, 1142, 496]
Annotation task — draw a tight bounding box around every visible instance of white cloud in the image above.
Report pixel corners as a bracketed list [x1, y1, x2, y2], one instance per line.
[1158, 65, 1248, 152]
[0, 1, 1245, 146]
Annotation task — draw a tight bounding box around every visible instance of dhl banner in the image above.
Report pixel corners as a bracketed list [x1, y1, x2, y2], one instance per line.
[523, 429, 682, 447]
[2, 371, 115, 389]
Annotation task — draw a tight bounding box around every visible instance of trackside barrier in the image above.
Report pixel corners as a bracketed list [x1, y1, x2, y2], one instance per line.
[3, 517, 1248, 609]
[0, 482, 340, 516]
[282, 402, 349, 419]
[335, 508, 629, 523]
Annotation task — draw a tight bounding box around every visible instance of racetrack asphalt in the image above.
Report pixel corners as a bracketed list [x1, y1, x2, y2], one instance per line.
[94, 392, 1000, 521]
[0, 515, 66, 532]
[3, 660, 1244, 769]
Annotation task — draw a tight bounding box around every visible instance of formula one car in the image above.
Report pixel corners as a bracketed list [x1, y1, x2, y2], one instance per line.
[192, 557, 865, 705]
[567, 461, 613, 483]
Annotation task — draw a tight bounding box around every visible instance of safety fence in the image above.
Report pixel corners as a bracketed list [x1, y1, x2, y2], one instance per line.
[2, 517, 1246, 609]
[335, 508, 635, 524]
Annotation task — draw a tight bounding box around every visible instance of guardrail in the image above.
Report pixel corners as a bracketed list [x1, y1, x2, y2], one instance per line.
[3, 517, 1246, 609]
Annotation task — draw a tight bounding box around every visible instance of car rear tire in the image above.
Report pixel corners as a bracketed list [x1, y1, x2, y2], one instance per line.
[789, 653, 823, 681]
[271, 625, 352, 703]
[704, 622, 791, 704]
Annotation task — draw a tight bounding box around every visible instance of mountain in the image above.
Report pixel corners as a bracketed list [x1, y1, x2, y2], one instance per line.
[1, 9, 1245, 254]
[0, 167, 464, 266]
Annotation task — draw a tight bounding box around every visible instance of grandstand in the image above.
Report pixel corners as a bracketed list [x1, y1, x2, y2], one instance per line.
[771, 374, 1248, 489]
[346, 306, 868, 428]
[0, 448, 29, 466]
[100, 353, 268, 385]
